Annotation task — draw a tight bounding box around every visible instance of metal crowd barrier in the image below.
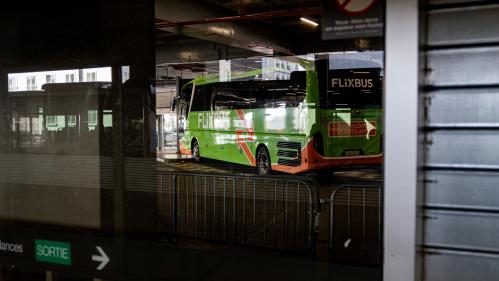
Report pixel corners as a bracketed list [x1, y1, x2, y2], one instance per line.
[329, 184, 382, 265]
[158, 171, 319, 254]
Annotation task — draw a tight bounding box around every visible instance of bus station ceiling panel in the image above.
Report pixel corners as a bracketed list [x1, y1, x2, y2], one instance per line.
[155, 0, 293, 55]
[154, 0, 381, 63]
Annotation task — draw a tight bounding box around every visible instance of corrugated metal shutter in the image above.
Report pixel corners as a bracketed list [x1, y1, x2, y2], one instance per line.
[422, 1, 499, 280]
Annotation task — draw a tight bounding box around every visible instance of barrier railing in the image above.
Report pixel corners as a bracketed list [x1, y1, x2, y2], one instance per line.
[329, 184, 382, 265]
[158, 171, 319, 254]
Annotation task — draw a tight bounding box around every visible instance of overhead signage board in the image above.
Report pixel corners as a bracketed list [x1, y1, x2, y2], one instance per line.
[322, 0, 384, 40]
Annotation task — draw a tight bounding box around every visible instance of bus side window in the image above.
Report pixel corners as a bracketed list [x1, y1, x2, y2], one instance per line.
[250, 83, 274, 109]
[231, 85, 251, 109]
[274, 85, 305, 108]
[213, 85, 251, 110]
[213, 90, 231, 110]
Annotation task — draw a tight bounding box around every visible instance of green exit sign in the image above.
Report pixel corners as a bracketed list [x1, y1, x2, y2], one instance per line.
[35, 240, 71, 266]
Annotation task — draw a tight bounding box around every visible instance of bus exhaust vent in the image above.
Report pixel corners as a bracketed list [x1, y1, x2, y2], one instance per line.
[277, 141, 302, 167]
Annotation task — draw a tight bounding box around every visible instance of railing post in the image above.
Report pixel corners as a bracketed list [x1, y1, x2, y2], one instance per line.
[172, 173, 178, 237]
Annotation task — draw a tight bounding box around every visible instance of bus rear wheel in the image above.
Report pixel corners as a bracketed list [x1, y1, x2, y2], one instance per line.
[256, 146, 271, 175]
[192, 139, 200, 162]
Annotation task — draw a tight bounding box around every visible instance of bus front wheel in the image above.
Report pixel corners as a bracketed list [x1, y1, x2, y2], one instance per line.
[256, 146, 271, 175]
[192, 139, 201, 162]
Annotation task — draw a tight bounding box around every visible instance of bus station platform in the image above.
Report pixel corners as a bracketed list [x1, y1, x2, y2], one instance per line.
[157, 147, 191, 161]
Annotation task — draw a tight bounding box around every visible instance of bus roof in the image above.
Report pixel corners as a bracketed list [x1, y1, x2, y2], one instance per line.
[41, 82, 111, 95]
[8, 90, 45, 97]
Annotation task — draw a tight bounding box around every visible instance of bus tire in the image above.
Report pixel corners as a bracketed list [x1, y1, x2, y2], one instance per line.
[192, 139, 201, 162]
[256, 146, 271, 175]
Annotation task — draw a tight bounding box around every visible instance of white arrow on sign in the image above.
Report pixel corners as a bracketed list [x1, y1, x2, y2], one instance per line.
[92, 246, 110, 271]
[364, 119, 376, 140]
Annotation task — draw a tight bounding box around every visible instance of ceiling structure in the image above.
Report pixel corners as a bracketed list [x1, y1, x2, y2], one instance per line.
[155, 0, 382, 72]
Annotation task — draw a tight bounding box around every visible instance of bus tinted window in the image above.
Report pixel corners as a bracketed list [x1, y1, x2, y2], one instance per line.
[213, 86, 252, 110]
[250, 83, 274, 109]
[213, 91, 231, 110]
[273, 85, 305, 108]
[191, 76, 306, 111]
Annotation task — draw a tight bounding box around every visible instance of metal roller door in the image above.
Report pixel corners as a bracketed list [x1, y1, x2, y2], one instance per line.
[422, 1, 499, 280]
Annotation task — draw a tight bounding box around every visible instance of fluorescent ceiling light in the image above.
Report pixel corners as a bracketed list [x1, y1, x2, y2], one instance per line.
[300, 17, 318, 27]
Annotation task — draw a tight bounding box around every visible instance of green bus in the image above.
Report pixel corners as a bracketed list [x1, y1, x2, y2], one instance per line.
[179, 59, 382, 174]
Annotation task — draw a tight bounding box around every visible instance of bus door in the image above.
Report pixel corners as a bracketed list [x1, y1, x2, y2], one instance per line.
[175, 79, 192, 144]
[189, 84, 215, 159]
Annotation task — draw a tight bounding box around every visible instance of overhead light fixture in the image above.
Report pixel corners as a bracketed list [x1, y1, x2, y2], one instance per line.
[300, 17, 319, 27]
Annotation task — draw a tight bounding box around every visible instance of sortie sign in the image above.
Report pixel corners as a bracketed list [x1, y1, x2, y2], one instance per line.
[322, 0, 384, 40]
[35, 239, 72, 266]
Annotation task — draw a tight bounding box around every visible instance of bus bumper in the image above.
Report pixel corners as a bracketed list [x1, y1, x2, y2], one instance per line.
[179, 142, 192, 155]
[272, 140, 383, 174]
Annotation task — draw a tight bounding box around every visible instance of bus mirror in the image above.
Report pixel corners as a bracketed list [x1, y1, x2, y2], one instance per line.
[171, 97, 177, 111]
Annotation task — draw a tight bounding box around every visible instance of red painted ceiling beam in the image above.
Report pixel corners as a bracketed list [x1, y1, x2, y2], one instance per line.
[155, 7, 321, 28]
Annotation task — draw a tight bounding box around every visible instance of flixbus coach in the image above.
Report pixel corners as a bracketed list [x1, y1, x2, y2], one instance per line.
[178, 59, 382, 175]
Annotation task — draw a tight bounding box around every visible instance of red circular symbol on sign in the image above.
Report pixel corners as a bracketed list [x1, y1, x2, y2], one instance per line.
[335, 0, 379, 16]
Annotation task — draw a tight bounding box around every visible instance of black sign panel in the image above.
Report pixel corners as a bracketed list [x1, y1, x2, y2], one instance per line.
[322, 0, 384, 40]
[0, 229, 121, 279]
